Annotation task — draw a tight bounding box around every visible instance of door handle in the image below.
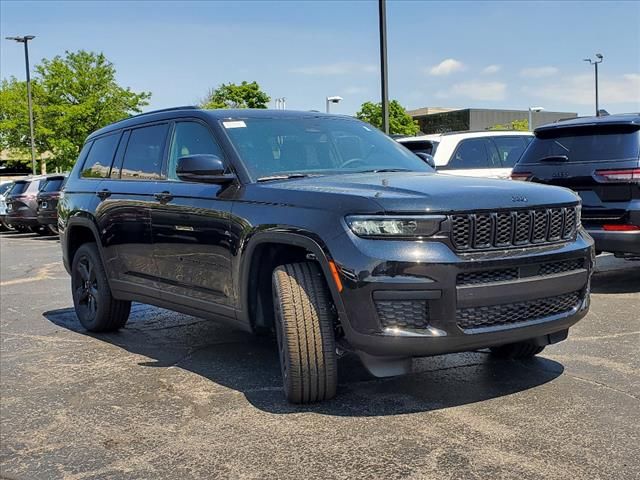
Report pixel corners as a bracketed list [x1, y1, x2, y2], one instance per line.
[96, 189, 111, 200]
[154, 191, 173, 202]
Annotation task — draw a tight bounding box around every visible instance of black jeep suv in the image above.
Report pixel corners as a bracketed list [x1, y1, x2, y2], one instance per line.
[59, 107, 594, 403]
[512, 114, 639, 257]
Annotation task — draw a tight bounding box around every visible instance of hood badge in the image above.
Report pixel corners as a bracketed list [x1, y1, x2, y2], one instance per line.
[512, 195, 528, 203]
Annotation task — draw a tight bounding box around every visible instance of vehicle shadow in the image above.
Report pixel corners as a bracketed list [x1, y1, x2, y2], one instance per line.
[44, 304, 564, 416]
[591, 265, 640, 294]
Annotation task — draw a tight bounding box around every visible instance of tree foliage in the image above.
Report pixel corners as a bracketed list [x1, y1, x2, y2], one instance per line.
[0, 50, 151, 171]
[355, 100, 420, 136]
[201, 81, 270, 109]
[488, 119, 529, 131]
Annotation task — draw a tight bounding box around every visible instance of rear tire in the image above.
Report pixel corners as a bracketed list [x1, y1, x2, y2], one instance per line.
[71, 243, 131, 332]
[490, 341, 545, 359]
[272, 262, 337, 404]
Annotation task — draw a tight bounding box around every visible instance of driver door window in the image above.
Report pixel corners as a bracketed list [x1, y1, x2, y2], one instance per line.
[168, 122, 224, 179]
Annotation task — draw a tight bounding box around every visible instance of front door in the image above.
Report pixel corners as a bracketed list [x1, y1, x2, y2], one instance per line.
[150, 120, 235, 308]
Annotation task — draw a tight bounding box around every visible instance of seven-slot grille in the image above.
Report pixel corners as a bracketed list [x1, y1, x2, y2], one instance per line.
[450, 206, 579, 251]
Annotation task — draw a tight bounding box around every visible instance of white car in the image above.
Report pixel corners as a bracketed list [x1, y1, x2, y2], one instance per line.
[399, 131, 533, 179]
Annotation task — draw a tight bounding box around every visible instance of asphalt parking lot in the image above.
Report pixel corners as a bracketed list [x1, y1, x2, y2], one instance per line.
[1, 231, 639, 480]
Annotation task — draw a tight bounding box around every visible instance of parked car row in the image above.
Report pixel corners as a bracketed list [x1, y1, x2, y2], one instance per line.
[0, 175, 66, 235]
[397, 113, 639, 258]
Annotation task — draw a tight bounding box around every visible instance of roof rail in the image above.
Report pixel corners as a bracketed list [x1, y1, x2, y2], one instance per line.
[127, 105, 199, 120]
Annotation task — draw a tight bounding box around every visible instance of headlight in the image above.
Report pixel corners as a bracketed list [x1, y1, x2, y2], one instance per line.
[346, 215, 445, 238]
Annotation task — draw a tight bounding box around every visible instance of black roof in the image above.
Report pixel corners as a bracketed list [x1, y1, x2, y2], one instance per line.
[535, 113, 640, 133]
[87, 107, 349, 141]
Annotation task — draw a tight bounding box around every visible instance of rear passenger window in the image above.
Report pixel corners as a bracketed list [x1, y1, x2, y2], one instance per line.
[447, 138, 501, 169]
[492, 136, 528, 168]
[121, 124, 169, 180]
[81, 134, 120, 178]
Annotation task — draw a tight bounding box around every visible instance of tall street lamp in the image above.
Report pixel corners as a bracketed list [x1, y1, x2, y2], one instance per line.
[528, 106, 544, 131]
[6, 35, 37, 175]
[326, 96, 342, 113]
[378, 0, 389, 134]
[583, 53, 603, 116]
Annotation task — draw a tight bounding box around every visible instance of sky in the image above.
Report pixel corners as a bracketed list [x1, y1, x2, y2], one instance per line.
[1, 0, 639, 116]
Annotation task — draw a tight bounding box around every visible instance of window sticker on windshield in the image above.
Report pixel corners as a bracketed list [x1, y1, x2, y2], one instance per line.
[223, 120, 246, 129]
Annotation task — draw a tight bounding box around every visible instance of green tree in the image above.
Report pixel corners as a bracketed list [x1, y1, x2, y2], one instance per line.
[355, 100, 420, 136]
[488, 119, 529, 131]
[201, 81, 270, 109]
[0, 50, 151, 172]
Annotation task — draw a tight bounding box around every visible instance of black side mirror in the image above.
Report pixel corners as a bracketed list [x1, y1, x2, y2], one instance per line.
[176, 154, 235, 184]
[415, 152, 436, 169]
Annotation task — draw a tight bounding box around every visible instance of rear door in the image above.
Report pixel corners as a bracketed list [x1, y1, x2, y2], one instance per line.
[517, 124, 640, 226]
[96, 123, 169, 290]
[439, 137, 504, 178]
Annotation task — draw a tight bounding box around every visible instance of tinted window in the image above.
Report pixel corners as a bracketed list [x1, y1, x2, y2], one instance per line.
[81, 134, 120, 178]
[401, 140, 439, 156]
[520, 126, 640, 164]
[40, 178, 65, 192]
[121, 124, 168, 180]
[168, 122, 224, 180]
[492, 136, 529, 167]
[222, 117, 431, 180]
[9, 182, 28, 195]
[0, 183, 13, 196]
[446, 138, 501, 169]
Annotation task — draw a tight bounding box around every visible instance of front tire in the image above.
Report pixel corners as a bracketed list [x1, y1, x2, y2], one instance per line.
[272, 262, 337, 404]
[490, 341, 545, 359]
[71, 243, 131, 332]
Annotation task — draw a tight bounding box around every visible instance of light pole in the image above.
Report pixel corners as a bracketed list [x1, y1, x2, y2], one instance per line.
[583, 53, 603, 116]
[378, 0, 389, 134]
[274, 97, 286, 110]
[326, 96, 343, 113]
[528, 106, 544, 131]
[6, 35, 37, 175]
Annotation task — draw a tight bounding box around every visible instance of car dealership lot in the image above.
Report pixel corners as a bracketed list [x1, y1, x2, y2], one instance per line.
[1, 231, 638, 480]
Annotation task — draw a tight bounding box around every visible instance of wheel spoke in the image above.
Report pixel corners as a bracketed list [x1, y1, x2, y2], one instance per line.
[75, 286, 88, 302]
[78, 260, 90, 281]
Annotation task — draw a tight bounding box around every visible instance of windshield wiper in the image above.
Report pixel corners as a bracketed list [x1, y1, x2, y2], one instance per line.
[356, 168, 413, 173]
[539, 155, 569, 162]
[256, 173, 317, 182]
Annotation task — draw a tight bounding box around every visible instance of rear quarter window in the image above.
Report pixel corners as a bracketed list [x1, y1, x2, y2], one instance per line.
[81, 133, 121, 178]
[520, 126, 640, 164]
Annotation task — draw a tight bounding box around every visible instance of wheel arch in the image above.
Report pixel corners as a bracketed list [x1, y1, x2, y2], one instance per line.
[63, 215, 105, 275]
[238, 231, 345, 333]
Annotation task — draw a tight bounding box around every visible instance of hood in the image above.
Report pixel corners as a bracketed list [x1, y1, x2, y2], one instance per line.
[253, 172, 580, 213]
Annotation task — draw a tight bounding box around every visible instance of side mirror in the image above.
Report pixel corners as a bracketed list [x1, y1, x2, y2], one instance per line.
[176, 154, 235, 184]
[415, 152, 436, 169]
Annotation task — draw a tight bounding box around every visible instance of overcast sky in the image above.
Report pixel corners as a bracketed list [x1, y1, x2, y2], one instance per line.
[1, 0, 639, 116]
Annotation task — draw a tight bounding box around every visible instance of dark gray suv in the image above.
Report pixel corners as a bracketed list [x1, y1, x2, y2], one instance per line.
[512, 113, 639, 258]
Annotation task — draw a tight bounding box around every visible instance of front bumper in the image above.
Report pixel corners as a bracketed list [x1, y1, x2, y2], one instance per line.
[328, 230, 594, 358]
[587, 227, 640, 255]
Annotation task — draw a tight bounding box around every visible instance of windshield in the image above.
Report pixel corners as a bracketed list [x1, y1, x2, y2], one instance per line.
[40, 178, 65, 193]
[222, 117, 433, 180]
[521, 126, 640, 164]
